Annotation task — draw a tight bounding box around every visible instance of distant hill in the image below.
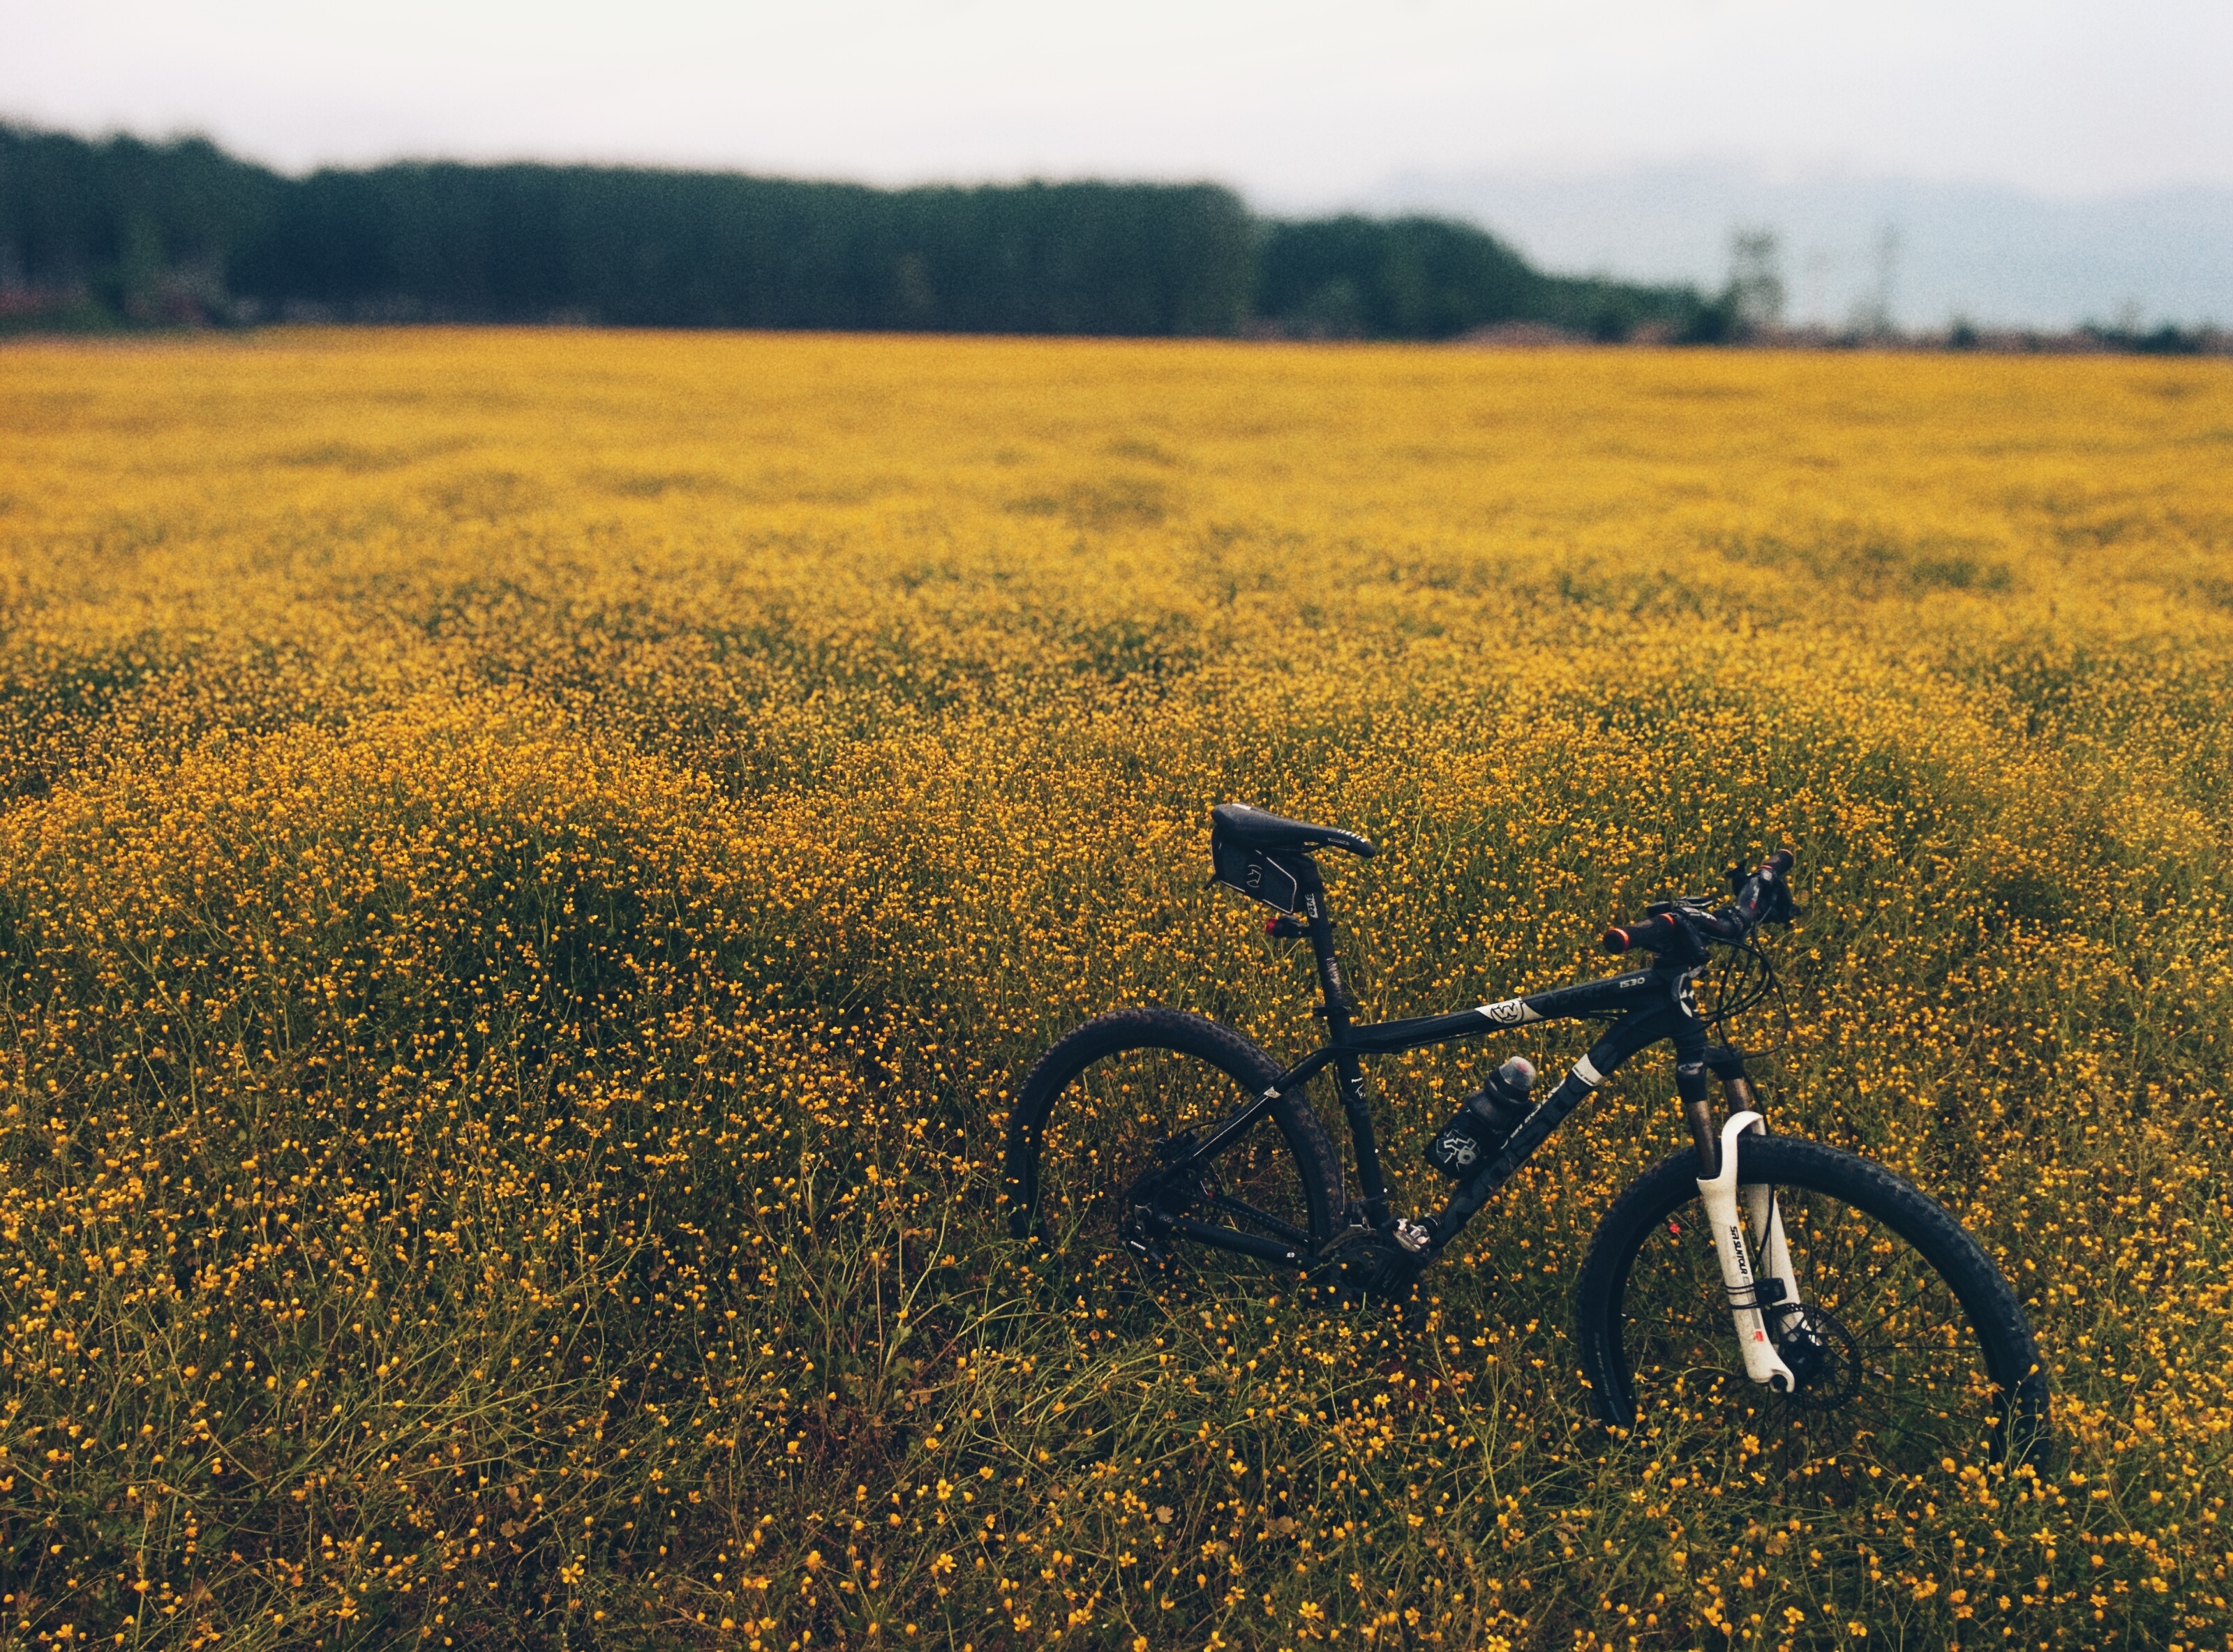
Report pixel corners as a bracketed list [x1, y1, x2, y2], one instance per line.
[1, 121, 1709, 341]
[1361, 164, 2233, 331]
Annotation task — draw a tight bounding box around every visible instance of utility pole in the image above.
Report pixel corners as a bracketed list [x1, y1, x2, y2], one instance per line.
[1853, 224, 1900, 339]
[1727, 227, 1786, 338]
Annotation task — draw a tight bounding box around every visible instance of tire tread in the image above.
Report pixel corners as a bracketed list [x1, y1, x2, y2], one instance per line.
[1576, 1134, 2044, 1442]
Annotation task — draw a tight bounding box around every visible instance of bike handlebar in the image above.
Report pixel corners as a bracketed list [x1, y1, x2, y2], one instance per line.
[1601, 849, 1795, 956]
[1601, 910, 1682, 954]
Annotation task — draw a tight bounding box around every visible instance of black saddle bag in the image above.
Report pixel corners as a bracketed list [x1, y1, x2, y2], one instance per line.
[1209, 829, 1312, 914]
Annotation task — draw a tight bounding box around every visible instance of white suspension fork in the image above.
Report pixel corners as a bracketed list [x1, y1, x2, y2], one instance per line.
[1694, 1110, 1803, 1391]
[1742, 1155, 1804, 1344]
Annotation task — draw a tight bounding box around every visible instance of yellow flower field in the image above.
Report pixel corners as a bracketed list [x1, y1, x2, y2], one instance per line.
[2, 329, 2230, 1650]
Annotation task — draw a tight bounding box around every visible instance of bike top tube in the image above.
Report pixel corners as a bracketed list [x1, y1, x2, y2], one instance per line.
[1213, 962, 1704, 1254]
[1335, 966, 1672, 1057]
[1207, 829, 1793, 1255]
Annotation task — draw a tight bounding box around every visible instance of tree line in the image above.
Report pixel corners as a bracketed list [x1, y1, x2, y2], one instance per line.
[1, 122, 1711, 341]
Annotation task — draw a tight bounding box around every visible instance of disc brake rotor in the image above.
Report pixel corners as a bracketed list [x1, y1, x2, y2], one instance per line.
[1768, 1301, 1862, 1411]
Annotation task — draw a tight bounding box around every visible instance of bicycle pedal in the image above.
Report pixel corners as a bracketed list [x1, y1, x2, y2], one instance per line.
[1123, 1240, 1177, 1274]
[1119, 1214, 1173, 1269]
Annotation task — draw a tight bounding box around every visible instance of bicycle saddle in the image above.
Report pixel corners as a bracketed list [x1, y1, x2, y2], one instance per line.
[1210, 803, 1377, 859]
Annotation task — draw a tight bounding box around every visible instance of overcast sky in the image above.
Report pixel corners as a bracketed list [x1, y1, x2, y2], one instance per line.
[6, 0, 2230, 206]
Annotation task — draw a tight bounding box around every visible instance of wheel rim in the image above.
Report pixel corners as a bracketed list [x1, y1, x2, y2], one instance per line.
[1611, 1181, 2033, 1481]
[1025, 1044, 1316, 1286]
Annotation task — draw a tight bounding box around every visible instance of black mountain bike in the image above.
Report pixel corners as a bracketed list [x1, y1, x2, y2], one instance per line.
[1004, 804, 2046, 1468]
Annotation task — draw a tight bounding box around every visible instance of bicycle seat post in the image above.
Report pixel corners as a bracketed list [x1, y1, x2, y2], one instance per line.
[1296, 857, 1353, 1027]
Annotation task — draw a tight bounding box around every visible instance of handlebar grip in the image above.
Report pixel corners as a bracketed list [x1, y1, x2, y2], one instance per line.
[1602, 913, 1680, 954]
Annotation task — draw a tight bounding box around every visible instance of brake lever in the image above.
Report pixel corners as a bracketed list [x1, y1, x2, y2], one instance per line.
[1724, 862, 1800, 930]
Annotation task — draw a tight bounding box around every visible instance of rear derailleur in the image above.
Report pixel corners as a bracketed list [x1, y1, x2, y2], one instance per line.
[1117, 1132, 1216, 1268]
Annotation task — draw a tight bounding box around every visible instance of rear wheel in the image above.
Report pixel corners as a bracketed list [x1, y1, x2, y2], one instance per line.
[1576, 1135, 2045, 1478]
[1003, 1008, 1342, 1294]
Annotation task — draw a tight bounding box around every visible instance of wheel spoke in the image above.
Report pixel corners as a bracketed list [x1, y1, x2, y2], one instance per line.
[1592, 1141, 2038, 1480]
[1009, 1023, 1331, 1294]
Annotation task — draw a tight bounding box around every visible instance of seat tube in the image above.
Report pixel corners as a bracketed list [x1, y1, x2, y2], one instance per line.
[1302, 862, 1390, 1222]
[1335, 1049, 1391, 1219]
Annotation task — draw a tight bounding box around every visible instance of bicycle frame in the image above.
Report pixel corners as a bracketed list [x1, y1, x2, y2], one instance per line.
[1146, 854, 1765, 1267]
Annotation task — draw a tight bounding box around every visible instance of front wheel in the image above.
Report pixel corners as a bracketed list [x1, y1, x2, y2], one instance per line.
[1003, 1008, 1343, 1293]
[1576, 1134, 2046, 1475]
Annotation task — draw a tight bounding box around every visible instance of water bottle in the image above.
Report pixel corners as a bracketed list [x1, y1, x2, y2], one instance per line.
[1425, 1057, 1537, 1179]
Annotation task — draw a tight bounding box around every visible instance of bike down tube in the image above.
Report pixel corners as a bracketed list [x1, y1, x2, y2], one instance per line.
[1416, 1003, 1680, 1252]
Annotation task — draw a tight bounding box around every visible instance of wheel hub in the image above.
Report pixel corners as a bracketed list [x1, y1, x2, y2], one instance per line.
[1768, 1301, 1862, 1411]
[1118, 1134, 1214, 1260]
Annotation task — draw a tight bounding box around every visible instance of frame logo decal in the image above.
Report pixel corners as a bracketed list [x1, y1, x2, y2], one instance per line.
[1474, 998, 1543, 1026]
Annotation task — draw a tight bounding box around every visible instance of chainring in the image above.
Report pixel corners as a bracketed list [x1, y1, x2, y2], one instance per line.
[1305, 1227, 1425, 1309]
